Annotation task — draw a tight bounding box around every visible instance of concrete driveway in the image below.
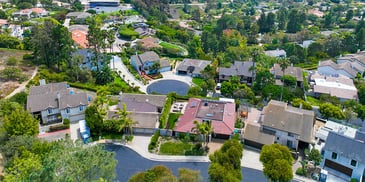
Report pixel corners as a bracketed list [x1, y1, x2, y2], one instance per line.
[70, 121, 81, 141]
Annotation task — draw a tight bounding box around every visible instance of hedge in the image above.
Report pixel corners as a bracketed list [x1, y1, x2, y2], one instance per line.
[68, 82, 98, 92]
[49, 124, 69, 132]
[159, 95, 173, 128]
[148, 130, 160, 151]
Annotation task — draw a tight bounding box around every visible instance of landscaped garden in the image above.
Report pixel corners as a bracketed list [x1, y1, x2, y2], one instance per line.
[158, 137, 206, 156]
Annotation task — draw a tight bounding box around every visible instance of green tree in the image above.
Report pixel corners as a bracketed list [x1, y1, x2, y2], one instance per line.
[129, 165, 176, 182]
[308, 148, 322, 166]
[4, 150, 42, 181]
[42, 139, 117, 181]
[319, 103, 345, 120]
[95, 66, 114, 85]
[85, 105, 103, 136]
[253, 69, 275, 94]
[178, 168, 203, 182]
[346, 9, 354, 21]
[277, 7, 288, 30]
[287, 9, 305, 33]
[278, 58, 290, 101]
[4, 109, 39, 137]
[260, 144, 293, 182]
[208, 139, 243, 182]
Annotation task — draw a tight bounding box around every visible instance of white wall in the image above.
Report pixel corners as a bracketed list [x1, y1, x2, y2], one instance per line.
[274, 130, 299, 150]
[322, 150, 365, 180]
[60, 105, 86, 122]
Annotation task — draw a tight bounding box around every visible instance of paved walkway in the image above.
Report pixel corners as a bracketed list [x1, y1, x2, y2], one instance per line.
[5, 66, 38, 99]
[110, 58, 193, 94]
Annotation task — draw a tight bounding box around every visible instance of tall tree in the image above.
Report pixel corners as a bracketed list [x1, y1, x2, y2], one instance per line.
[85, 105, 103, 136]
[277, 7, 288, 30]
[287, 9, 305, 33]
[260, 144, 293, 182]
[278, 58, 290, 101]
[319, 103, 345, 120]
[4, 109, 39, 137]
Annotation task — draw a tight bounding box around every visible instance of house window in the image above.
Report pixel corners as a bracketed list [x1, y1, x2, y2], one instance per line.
[351, 159, 357, 167]
[277, 137, 280, 140]
[288, 132, 294, 137]
[66, 108, 70, 114]
[331, 152, 338, 159]
[287, 140, 293, 148]
[48, 109, 53, 114]
[79, 106, 85, 111]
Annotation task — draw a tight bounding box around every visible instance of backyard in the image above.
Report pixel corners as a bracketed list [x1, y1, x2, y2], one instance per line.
[159, 41, 188, 56]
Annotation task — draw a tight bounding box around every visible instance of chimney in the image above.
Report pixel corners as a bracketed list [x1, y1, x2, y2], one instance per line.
[39, 79, 46, 85]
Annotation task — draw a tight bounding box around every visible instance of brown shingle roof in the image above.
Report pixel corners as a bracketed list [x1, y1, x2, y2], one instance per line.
[243, 123, 275, 145]
[319, 60, 358, 77]
[261, 100, 315, 143]
[119, 93, 167, 112]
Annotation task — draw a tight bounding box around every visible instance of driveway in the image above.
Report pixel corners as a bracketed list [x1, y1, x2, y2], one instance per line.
[70, 121, 81, 141]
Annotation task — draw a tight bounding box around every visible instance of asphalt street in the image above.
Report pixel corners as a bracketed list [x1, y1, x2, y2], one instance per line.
[105, 144, 268, 182]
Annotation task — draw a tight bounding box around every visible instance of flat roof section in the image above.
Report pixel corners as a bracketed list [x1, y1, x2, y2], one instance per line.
[195, 100, 225, 121]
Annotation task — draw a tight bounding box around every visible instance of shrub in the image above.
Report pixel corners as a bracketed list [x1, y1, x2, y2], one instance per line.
[63, 118, 70, 127]
[6, 57, 18, 66]
[125, 135, 134, 142]
[159, 95, 173, 128]
[23, 54, 34, 60]
[295, 167, 305, 176]
[350, 178, 358, 182]
[148, 130, 160, 151]
[49, 124, 69, 132]
[8, 91, 27, 106]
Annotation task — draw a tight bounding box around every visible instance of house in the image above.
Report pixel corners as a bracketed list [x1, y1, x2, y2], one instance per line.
[218, 61, 254, 84]
[174, 98, 236, 139]
[122, 15, 146, 24]
[337, 52, 365, 76]
[321, 125, 365, 182]
[0, 19, 9, 29]
[130, 51, 171, 75]
[309, 72, 358, 101]
[53, 1, 71, 9]
[12, 8, 48, 19]
[270, 64, 304, 88]
[136, 37, 161, 50]
[89, 0, 120, 8]
[264, 49, 286, 58]
[108, 93, 167, 134]
[71, 30, 88, 49]
[66, 12, 91, 24]
[318, 60, 358, 79]
[244, 100, 315, 150]
[176, 59, 211, 77]
[27, 81, 90, 131]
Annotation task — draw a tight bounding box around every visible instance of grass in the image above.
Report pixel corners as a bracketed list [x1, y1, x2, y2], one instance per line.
[192, 77, 205, 86]
[306, 96, 322, 106]
[159, 141, 193, 155]
[159, 42, 184, 52]
[91, 132, 123, 141]
[167, 113, 182, 129]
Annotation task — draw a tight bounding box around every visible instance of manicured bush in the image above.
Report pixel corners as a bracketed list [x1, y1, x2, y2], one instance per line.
[148, 130, 160, 151]
[295, 167, 305, 176]
[49, 124, 69, 132]
[63, 118, 70, 127]
[159, 95, 173, 128]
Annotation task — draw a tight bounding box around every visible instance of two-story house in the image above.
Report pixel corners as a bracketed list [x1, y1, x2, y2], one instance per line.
[27, 81, 90, 128]
[321, 125, 365, 182]
[318, 60, 358, 79]
[218, 61, 254, 84]
[270, 64, 304, 88]
[130, 51, 171, 75]
[244, 100, 315, 150]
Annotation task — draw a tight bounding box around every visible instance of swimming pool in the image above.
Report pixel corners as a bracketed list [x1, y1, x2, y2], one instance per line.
[146, 79, 190, 96]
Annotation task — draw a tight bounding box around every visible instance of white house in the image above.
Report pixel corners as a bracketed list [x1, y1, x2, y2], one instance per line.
[27, 81, 90, 129]
[321, 125, 365, 182]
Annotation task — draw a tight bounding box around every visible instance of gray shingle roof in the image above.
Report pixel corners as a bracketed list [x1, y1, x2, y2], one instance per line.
[271, 64, 304, 82]
[176, 59, 211, 75]
[107, 111, 159, 129]
[324, 131, 365, 164]
[244, 123, 275, 145]
[218, 61, 254, 77]
[119, 94, 167, 112]
[319, 60, 358, 78]
[29, 82, 68, 95]
[261, 100, 315, 143]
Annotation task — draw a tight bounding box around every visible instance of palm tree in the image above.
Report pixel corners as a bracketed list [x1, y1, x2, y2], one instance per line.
[191, 120, 214, 147]
[191, 120, 203, 144]
[278, 58, 290, 101]
[204, 120, 214, 147]
[113, 104, 136, 137]
[250, 46, 261, 84]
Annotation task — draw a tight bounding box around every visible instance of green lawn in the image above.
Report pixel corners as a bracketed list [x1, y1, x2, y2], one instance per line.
[159, 141, 193, 155]
[167, 113, 182, 129]
[192, 77, 205, 86]
[159, 42, 184, 51]
[306, 96, 322, 106]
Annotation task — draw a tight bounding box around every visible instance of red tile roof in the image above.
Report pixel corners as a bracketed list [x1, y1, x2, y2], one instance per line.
[71, 30, 88, 49]
[174, 98, 235, 136]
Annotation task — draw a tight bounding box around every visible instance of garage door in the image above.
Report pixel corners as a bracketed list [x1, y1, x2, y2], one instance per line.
[324, 159, 353, 176]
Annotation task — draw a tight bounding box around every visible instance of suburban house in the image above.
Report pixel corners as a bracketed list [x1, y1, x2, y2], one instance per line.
[130, 51, 171, 75]
[27, 81, 90, 131]
[264, 49, 286, 58]
[309, 72, 358, 101]
[89, 0, 120, 8]
[12, 8, 49, 19]
[218, 61, 254, 84]
[0, 19, 9, 29]
[66, 12, 91, 24]
[176, 59, 211, 77]
[270, 64, 304, 88]
[244, 100, 315, 150]
[318, 60, 358, 79]
[122, 15, 146, 24]
[174, 98, 236, 139]
[108, 93, 167, 134]
[72, 49, 105, 70]
[71, 29, 88, 49]
[321, 125, 365, 182]
[337, 52, 365, 75]
[136, 37, 162, 50]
